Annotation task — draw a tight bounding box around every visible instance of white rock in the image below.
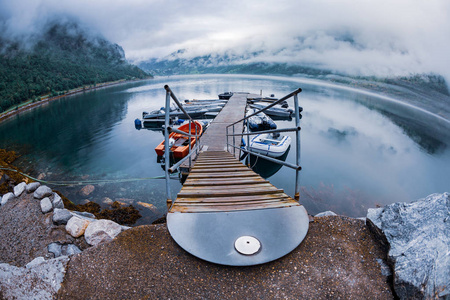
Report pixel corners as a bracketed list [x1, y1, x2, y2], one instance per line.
[40, 197, 53, 214]
[0, 256, 69, 299]
[26, 182, 41, 193]
[13, 182, 27, 197]
[84, 219, 123, 246]
[52, 193, 64, 209]
[1, 192, 15, 206]
[26, 257, 46, 269]
[34, 186, 53, 199]
[366, 192, 450, 299]
[65, 216, 90, 238]
[315, 211, 337, 217]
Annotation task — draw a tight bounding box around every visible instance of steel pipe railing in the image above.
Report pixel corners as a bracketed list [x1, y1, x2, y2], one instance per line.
[225, 88, 303, 201]
[163, 85, 201, 209]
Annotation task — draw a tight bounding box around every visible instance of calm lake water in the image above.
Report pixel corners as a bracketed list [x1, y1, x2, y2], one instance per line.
[1, 74, 449, 223]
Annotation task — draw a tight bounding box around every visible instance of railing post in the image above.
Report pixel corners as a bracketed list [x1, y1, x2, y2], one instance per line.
[164, 90, 172, 208]
[188, 120, 192, 168]
[232, 125, 236, 156]
[293, 93, 301, 201]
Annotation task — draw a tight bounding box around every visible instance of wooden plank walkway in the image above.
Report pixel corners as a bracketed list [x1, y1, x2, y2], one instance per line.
[179, 92, 249, 173]
[171, 151, 300, 213]
[167, 91, 309, 266]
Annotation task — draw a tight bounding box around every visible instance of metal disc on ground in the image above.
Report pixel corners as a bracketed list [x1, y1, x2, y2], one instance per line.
[167, 205, 309, 266]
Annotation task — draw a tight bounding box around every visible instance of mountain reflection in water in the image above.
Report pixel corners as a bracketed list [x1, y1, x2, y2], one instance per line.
[0, 74, 448, 222]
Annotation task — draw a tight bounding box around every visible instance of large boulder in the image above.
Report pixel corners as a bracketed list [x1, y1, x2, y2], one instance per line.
[34, 186, 53, 199]
[367, 193, 449, 299]
[0, 256, 69, 299]
[84, 219, 122, 246]
[13, 182, 27, 197]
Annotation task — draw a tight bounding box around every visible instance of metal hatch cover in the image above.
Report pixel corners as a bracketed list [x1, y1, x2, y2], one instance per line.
[167, 205, 309, 266]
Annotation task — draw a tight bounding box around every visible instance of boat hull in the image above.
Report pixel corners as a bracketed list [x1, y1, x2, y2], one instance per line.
[155, 121, 203, 158]
[248, 134, 291, 158]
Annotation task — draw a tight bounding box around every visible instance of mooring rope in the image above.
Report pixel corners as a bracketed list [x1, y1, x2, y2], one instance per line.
[0, 167, 179, 186]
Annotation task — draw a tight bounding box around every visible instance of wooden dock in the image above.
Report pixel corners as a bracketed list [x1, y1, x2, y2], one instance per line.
[179, 92, 248, 174]
[172, 151, 300, 213]
[167, 92, 309, 266]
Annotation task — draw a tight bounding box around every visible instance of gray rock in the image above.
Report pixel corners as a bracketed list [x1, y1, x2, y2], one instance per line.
[26, 256, 46, 268]
[26, 182, 41, 193]
[52, 208, 73, 225]
[1, 192, 15, 206]
[66, 216, 90, 238]
[84, 219, 123, 246]
[367, 193, 450, 300]
[0, 256, 69, 299]
[71, 210, 96, 219]
[48, 242, 62, 257]
[315, 211, 337, 217]
[34, 185, 53, 199]
[13, 182, 27, 197]
[52, 192, 64, 209]
[48, 243, 82, 257]
[62, 244, 82, 256]
[40, 197, 53, 214]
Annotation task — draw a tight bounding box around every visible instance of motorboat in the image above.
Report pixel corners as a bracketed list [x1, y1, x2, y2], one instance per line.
[155, 120, 203, 159]
[218, 92, 233, 99]
[143, 106, 207, 119]
[250, 103, 293, 118]
[247, 133, 291, 158]
[246, 108, 277, 132]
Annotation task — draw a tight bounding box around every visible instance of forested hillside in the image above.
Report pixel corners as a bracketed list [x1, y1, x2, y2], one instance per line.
[0, 21, 150, 112]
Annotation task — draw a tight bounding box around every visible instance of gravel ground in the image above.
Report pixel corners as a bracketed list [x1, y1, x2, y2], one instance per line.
[57, 216, 393, 299]
[0, 193, 88, 267]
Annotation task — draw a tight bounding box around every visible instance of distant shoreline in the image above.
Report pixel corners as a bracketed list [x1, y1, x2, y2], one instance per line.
[0, 78, 152, 123]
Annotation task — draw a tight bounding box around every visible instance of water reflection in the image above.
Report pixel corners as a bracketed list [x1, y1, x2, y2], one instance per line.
[0, 75, 448, 222]
[244, 147, 291, 179]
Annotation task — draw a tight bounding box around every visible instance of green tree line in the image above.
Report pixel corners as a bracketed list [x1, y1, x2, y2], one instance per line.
[0, 22, 150, 112]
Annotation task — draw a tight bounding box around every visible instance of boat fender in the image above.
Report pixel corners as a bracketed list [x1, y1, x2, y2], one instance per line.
[176, 119, 185, 125]
[169, 138, 175, 147]
[134, 118, 142, 129]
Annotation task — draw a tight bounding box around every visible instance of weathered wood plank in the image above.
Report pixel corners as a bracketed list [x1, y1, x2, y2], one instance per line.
[177, 188, 284, 198]
[183, 178, 268, 186]
[176, 193, 292, 203]
[170, 201, 297, 213]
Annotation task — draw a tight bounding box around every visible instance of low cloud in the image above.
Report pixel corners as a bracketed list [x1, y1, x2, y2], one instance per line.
[1, 0, 449, 81]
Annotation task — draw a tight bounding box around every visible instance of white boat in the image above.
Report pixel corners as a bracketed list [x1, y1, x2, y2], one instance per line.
[250, 103, 293, 118]
[247, 133, 291, 158]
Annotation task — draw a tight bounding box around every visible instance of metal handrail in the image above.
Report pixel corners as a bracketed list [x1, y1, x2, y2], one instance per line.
[225, 88, 303, 200]
[163, 85, 200, 208]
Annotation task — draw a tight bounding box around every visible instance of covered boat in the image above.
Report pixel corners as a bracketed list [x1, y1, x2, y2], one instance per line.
[247, 133, 291, 158]
[155, 120, 203, 159]
[246, 108, 277, 132]
[218, 92, 233, 99]
[250, 103, 293, 118]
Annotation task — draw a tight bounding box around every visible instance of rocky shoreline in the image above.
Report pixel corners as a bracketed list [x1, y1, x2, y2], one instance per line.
[1, 176, 448, 299]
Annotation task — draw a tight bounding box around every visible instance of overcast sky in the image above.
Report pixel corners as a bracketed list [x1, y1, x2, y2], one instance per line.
[1, 0, 450, 80]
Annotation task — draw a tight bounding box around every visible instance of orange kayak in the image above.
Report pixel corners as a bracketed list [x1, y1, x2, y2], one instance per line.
[155, 121, 203, 159]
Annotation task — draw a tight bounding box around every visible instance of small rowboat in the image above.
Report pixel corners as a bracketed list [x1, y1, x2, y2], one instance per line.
[155, 121, 203, 159]
[248, 133, 291, 158]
